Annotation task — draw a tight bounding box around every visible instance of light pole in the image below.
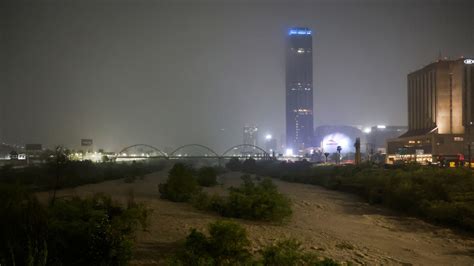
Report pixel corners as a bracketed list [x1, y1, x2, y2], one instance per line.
[469, 122, 472, 168]
[337, 146, 342, 165]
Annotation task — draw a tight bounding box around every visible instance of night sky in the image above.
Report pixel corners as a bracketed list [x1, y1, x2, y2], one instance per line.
[1, 0, 473, 152]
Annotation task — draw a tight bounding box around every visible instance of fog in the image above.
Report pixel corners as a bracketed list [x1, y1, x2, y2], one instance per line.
[2, 0, 473, 151]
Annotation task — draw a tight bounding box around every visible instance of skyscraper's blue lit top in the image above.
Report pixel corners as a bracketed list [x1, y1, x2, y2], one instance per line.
[288, 27, 312, 35]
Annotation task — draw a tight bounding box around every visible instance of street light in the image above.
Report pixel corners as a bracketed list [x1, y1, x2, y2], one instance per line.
[469, 122, 472, 168]
[337, 146, 342, 164]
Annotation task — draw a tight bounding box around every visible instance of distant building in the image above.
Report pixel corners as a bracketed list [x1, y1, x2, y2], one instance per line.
[366, 125, 407, 154]
[286, 27, 314, 153]
[243, 124, 258, 154]
[387, 58, 474, 164]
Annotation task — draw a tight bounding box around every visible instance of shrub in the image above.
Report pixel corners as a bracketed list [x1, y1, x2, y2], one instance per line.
[47, 194, 150, 265]
[242, 158, 257, 173]
[226, 157, 242, 171]
[197, 166, 218, 187]
[261, 239, 338, 266]
[221, 176, 292, 222]
[173, 221, 339, 266]
[0, 185, 48, 266]
[0, 186, 149, 266]
[172, 220, 252, 265]
[159, 163, 200, 202]
[193, 176, 292, 223]
[124, 176, 137, 183]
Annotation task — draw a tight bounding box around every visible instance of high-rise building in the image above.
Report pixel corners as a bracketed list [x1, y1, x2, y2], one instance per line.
[387, 58, 474, 164]
[286, 27, 314, 153]
[243, 124, 258, 154]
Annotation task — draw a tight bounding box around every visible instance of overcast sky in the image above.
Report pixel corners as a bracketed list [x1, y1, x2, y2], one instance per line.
[1, 0, 473, 152]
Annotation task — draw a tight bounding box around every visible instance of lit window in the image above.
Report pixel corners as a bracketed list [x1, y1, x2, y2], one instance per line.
[454, 137, 464, 141]
[297, 48, 305, 54]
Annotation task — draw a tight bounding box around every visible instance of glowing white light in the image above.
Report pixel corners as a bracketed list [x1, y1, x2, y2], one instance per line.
[464, 59, 474, 65]
[377, 125, 386, 129]
[363, 127, 372, 133]
[265, 134, 272, 140]
[322, 133, 352, 153]
[285, 148, 294, 156]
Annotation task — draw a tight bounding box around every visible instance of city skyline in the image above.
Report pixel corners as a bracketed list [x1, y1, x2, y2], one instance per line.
[1, 0, 473, 151]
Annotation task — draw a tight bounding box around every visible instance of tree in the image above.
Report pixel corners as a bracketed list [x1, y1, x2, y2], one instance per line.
[242, 158, 257, 173]
[50, 146, 69, 205]
[197, 166, 218, 187]
[159, 163, 199, 202]
[226, 157, 242, 171]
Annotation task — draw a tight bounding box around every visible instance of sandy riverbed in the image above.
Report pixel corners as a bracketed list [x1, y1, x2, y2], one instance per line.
[37, 169, 474, 265]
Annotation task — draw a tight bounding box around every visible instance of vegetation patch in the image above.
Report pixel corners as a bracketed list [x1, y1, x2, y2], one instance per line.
[0, 160, 166, 191]
[172, 220, 339, 266]
[196, 166, 218, 187]
[159, 163, 201, 202]
[191, 175, 293, 223]
[0, 185, 150, 266]
[252, 161, 474, 232]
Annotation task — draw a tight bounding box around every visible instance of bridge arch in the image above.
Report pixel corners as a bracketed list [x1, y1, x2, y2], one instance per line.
[169, 144, 220, 157]
[221, 144, 269, 157]
[116, 144, 168, 159]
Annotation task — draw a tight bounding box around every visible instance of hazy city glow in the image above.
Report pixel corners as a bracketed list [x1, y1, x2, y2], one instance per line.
[321, 133, 351, 153]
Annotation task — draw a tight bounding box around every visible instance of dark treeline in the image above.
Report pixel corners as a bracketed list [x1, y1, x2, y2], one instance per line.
[238, 159, 474, 232]
[0, 160, 167, 191]
[0, 186, 150, 265]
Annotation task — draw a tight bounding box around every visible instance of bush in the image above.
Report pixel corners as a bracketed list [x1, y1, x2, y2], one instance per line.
[0, 185, 48, 266]
[173, 221, 339, 266]
[197, 166, 218, 187]
[159, 163, 200, 202]
[242, 158, 257, 173]
[261, 239, 338, 266]
[0, 186, 149, 265]
[222, 176, 292, 222]
[47, 194, 150, 265]
[192, 176, 292, 223]
[172, 220, 252, 265]
[124, 175, 137, 183]
[226, 157, 242, 171]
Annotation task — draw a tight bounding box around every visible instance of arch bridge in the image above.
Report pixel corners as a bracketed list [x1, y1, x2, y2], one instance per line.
[114, 143, 271, 161]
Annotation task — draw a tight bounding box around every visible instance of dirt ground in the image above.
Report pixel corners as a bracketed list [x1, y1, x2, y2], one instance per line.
[38, 169, 474, 265]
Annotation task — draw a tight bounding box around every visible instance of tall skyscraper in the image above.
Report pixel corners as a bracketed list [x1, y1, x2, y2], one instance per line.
[286, 27, 314, 152]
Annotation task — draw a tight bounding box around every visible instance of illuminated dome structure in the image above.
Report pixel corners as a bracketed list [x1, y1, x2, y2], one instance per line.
[313, 125, 363, 153]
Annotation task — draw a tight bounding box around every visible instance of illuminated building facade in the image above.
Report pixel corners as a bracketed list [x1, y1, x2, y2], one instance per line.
[286, 27, 314, 153]
[387, 58, 474, 164]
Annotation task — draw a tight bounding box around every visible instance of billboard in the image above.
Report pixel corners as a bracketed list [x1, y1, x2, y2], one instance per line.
[81, 139, 93, 146]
